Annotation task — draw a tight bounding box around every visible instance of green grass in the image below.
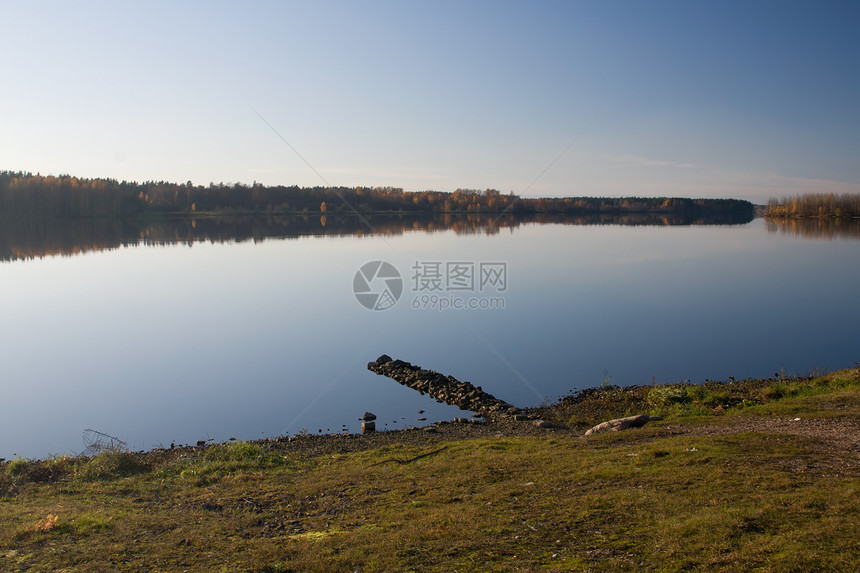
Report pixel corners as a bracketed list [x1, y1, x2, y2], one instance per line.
[1, 368, 859, 571]
[540, 366, 860, 430]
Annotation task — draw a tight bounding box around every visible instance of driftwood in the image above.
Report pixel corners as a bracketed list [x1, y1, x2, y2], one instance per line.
[583, 414, 661, 436]
[369, 446, 449, 467]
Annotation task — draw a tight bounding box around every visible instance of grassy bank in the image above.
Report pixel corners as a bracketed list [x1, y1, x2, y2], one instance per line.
[2, 368, 859, 572]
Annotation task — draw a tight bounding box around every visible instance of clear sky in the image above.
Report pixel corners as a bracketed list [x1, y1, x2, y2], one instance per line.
[1, 0, 858, 203]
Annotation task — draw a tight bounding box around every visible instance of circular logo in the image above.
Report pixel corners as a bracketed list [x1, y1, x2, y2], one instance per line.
[353, 261, 403, 311]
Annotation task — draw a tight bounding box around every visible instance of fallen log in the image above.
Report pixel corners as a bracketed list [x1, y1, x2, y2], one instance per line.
[583, 414, 661, 436]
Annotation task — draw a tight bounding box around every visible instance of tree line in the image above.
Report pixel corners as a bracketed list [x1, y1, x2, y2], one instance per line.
[1, 171, 754, 218]
[765, 193, 860, 219]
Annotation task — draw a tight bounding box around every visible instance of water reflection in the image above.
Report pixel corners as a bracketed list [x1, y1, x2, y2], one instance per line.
[765, 217, 860, 241]
[1, 211, 755, 262]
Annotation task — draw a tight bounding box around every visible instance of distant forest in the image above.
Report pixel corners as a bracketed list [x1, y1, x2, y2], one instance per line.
[764, 193, 860, 219]
[0, 171, 754, 219]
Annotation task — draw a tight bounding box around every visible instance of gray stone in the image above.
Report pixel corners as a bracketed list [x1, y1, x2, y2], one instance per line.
[361, 421, 376, 434]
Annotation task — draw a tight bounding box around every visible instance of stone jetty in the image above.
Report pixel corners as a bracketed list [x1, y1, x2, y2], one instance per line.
[367, 355, 519, 419]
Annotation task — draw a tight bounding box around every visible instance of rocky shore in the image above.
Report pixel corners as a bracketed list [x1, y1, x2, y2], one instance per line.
[367, 354, 520, 419]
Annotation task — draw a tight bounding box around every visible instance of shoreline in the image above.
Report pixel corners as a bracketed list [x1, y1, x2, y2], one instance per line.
[2, 366, 854, 464]
[66, 367, 860, 462]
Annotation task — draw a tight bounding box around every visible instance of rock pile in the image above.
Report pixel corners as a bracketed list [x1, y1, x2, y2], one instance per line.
[367, 355, 519, 419]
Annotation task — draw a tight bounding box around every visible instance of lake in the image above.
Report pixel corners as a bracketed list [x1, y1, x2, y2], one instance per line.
[2, 215, 859, 459]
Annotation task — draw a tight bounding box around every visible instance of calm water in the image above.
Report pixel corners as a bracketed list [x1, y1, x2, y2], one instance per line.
[2, 217, 859, 459]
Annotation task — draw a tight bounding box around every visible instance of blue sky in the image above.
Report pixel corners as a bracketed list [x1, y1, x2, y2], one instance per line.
[1, 0, 858, 203]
